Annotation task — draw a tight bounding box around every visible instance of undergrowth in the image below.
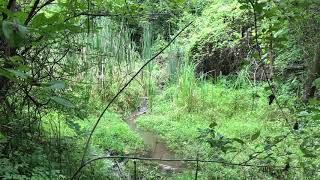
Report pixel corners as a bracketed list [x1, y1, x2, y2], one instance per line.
[135, 64, 303, 179]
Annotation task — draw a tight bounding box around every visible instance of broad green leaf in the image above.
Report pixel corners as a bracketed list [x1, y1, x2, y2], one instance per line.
[50, 96, 75, 108]
[17, 23, 28, 39]
[2, 20, 13, 41]
[209, 122, 217, 129]
[0, 68, 14, 79]
[5, 68, 29, 79]
[297, 111, 309, 117]
[232, 138, 245, 144]
[30, 13, 48, 28]
[17, 64, 30, 71]
[49, 81, 66, 90]
[2, 21, 29, 47]
[251, 130, 260, 141]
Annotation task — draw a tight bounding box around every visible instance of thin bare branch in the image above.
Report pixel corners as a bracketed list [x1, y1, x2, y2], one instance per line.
[72, 21, 193, 179]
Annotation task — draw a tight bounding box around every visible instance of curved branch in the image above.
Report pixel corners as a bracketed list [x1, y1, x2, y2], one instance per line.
[25, 0, 40, 25]
[72, 21, 193, 179]
[24, 0, 55, 25]
[34, 0, 56, 15]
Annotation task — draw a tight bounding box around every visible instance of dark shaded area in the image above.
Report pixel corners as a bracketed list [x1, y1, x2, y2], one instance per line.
[192, 40, 249, 78]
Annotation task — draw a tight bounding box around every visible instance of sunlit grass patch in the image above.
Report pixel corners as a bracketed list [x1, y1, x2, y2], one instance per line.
[83, 112, 145, 154]
[136, 68, 287, 157]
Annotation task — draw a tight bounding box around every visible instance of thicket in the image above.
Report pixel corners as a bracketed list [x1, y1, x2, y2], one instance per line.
[0, 0, 320, 179]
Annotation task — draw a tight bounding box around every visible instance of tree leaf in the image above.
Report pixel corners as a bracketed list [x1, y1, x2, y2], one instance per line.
[48, 80, 66, 90]
[300, 143, 316, 158]
[5, 68, 29, 79]
[2, 21, 29, 47]
[239, 4, 250, 10]
[251, 130, 260, 141]
[0, 68, 15, 79]
[209, 122, 218, 129]
[2, 20, 13, 40]
[50, 96, 75, 108]
[232, 138, 245, 144]
[17, 23, 28, 39]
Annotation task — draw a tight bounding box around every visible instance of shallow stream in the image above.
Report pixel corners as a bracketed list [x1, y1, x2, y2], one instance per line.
[126, 102, 185, 172]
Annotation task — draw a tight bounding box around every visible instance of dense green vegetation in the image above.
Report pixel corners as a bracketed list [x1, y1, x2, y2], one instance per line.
[0, 0, 320, 179]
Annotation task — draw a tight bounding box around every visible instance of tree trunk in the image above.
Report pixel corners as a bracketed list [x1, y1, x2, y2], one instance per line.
[303, 45, 320, 102]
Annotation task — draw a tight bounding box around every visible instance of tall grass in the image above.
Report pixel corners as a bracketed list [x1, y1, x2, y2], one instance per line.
[176, 63, 198, 111]
[71, 18, 143, 112]
[142, 21, 155, 110]
[169, 44, 184, 82]
[136, 66, 295, 178]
